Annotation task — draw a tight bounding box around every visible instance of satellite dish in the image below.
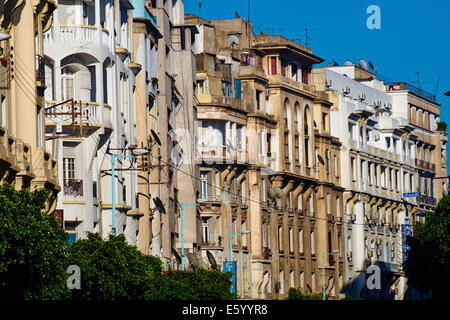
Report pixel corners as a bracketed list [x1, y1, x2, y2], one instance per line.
[228, 35, 240, 48]
[206, 250, 217, 270]
[0, 32, 11, 41]
[171, 247, 181, 265]
[267, 188, 276, 200]
[343, 60, 354, 66]
[150, 129, 161, 147]
[153, 197, 166, 214]
[187, 253, 199, 270]
[317, 155, 325, 165]
[358, 59, 368, 71]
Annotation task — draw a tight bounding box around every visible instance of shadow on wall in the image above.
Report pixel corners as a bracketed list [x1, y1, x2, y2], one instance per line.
[340, 259, 425, 300]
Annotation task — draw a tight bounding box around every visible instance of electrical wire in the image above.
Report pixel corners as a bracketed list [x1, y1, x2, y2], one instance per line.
[143, 151, 410, 228]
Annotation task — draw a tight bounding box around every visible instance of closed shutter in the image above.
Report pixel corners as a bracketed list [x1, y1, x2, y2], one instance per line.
[234, 79, 241, 98]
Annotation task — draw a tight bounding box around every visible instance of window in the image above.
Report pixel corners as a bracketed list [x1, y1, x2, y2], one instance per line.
[256, 90, 263, 111]
[262, 221, 268, 248]
[201, 217, 213, 245]
[63, 158, 75, 181]
[200, 172, 212, 199]
[222, 81, 231, 97]
[261, 179, 266, 205]
[61, 67, 74, 101]
[291, 63, 298, 81]
[232, 218, 237, 245]
[336, 196, 341, 218]
[289, 227, 294, 253]
[326, 193, 331, 214]
[270, 57, 277, 75]
[334, 155, 338, 177]
[278, 226, 283, 253]
[299, 228, 304, 253]
[311, 231, 315, 255]
[197, 79, 207, 95]
[234, 79, 241, 98]
[302, 66, 311, 85]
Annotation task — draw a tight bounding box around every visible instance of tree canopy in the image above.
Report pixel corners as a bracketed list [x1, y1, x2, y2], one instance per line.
[404, 195, 450, 299]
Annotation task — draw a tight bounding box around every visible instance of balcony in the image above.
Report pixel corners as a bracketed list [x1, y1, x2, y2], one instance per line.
[44, 25, 110, 47]
[386, 81, 437, 102]
[64, 179, 83, 197]
[45, 100, 112, 129]
[415, 158, 435, 172]
[417, 193, 436, 206]
[197, 94, 243, 110]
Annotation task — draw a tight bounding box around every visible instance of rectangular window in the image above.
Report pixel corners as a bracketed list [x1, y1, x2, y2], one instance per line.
[289, 227, 293, 254]
[311, 231, 315, 255]
[201, 217, 209, 244]
[197, 79, 207, 95]
[222, 81, 231, 97]
[261, 179, 266, 204]
[278, 226, 283, 253]
[299, 229, 304, 253]
[270, 57, 277, 75]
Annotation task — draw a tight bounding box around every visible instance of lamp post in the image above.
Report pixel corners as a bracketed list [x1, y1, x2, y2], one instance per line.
[322, 250, 339, 300]
[229, 230, 251, 261]
[110, 148, 149, 236]
[180, 202, 199, 271]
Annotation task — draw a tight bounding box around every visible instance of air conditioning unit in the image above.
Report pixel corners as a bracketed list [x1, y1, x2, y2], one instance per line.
[342, 86, 351, 95]
[374, 133, 380, 141]
[326, 79, 332, 88]
[358, 92, 366, 101]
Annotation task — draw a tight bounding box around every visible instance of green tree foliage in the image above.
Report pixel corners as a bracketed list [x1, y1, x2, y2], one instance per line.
[404, 195, 450, 299]
[66, 232, 166, 300]
[0, 184, 233, 300]
[162, 269, 233, 300]
[437, 121, 448, 132]
[0, 184, 69, 300]
[286, 287, 323, 300]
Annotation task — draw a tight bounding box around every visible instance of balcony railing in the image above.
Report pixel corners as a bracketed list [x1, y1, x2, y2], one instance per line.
[64, 179, 83, 197]
[44, 25, 110, 46]
[417, 193, 436, 206]
[386, 82, 436, 102]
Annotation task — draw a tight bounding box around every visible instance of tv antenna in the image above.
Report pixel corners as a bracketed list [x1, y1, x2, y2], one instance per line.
[434, 76, 440, 97]
[305, 28, 310, 46]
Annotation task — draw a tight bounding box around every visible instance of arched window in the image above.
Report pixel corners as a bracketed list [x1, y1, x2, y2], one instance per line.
[304, 106, 312, 168]
[284, 99, 292, 162]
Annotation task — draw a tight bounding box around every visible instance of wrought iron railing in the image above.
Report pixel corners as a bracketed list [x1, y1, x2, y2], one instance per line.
[64, 179, 83, 197]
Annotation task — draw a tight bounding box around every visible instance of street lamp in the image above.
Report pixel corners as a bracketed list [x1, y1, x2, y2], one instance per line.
[322, 250, 339, 300]
[110, 148, 149, 235]
[229, 230, 251, 261]
[180, 202, 199, 271]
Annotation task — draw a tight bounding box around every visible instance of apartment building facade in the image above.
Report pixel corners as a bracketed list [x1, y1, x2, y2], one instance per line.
[313, 64, 421, 299]
[387, 81, 448, 216]
[186, 15, 345, 299]
[0, 0, 59, 201]
[43, 0, 145, 243]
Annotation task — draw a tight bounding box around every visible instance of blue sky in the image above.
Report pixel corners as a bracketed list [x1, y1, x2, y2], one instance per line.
[186, 0, 450, 170]
[185, 0, 450, 124]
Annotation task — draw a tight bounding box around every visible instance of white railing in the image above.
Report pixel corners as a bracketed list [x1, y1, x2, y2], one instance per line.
[44, 25, 110, 45]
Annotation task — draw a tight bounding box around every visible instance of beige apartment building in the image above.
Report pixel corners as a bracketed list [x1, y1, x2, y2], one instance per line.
[0, 1, 59, 202]
[186, 14, 345, 299]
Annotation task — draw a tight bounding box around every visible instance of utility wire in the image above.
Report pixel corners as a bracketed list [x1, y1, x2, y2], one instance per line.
[144, 152, 408, 228]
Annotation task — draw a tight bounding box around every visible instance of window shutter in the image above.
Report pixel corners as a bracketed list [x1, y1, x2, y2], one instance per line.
[234, 79, 241, 98]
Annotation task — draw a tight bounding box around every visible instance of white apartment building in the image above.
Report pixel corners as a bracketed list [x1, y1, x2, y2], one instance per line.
[44, 0, 142, 244]
[313, 64, 417, 299]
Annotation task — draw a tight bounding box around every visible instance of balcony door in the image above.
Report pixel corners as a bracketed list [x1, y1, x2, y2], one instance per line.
[61, 67, 75, 101]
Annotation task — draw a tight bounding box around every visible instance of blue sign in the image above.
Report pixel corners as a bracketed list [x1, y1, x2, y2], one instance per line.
[223, 261, 236, 297]
[404, 218, 410, 259]
[403, 192, 419, 198]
